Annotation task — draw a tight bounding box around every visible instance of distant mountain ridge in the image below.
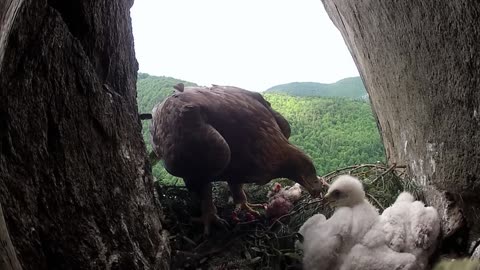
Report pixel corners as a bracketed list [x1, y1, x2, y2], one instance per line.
[265, 76, 367, 99]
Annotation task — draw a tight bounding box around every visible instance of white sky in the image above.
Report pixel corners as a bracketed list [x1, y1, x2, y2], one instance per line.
[130, 0, 359, 91]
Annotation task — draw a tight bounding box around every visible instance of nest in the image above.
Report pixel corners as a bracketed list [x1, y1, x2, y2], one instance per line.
[155, 163, 419, 270]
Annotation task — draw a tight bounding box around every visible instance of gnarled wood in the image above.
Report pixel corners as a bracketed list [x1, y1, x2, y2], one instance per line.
[321, 0, 480, 246]
[0, 203, 22, 270]
[0, 0, 170, 269]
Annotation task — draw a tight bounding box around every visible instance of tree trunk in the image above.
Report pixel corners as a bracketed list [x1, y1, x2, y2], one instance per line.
[321, 0, 480, 246]
[0, 203, 22, 270]
[0, 0, 170, 269]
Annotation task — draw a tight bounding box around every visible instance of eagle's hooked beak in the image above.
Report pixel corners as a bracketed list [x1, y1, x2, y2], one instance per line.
[301, 176, 329, 198]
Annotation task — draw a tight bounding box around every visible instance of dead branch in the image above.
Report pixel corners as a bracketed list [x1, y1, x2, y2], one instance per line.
[370, 164, 397, 185]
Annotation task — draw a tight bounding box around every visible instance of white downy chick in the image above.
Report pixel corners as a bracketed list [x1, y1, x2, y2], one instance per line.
[407, 201, 441, 252]
[380, 192, 440, 269]
[341, 209, 417, 270]
[340, 243, 417, 270]
[405, 201, 441, 268]
[343, 191, 441, 270]
[324, 175, 379, 244]
[301, 207, 354, 270]
[396, 192, 416, 203]
[300, 175, 378, 270]
[296, 213, 327, 250]
[339, 192, 419, 270]
[381, 191, 415, 252]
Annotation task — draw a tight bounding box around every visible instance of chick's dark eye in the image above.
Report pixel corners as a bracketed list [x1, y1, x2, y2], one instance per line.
[331, 190, 341, 197]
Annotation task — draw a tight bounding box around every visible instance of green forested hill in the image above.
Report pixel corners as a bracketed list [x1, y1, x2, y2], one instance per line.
[136, 73, 384, 184]
[137, 73, 197, 114]
[265, 77, 367, 99]
[264, 93, 384, 171]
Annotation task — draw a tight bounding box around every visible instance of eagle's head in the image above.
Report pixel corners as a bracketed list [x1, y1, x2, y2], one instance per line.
[279, 144, 330, 198]
[289, 155, 326, 198]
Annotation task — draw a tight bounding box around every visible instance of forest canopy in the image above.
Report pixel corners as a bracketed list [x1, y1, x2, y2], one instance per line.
[136, 73, 385, 184]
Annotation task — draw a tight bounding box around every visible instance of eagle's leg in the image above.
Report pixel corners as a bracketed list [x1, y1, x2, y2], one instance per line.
[189, 182, 228, 236]
[228, 182, 262, 216]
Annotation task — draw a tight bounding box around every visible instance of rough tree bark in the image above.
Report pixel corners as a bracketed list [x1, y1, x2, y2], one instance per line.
[0, 203, 22, 270]
[0, 0, 169, 269]
[321, 0, 480, 247]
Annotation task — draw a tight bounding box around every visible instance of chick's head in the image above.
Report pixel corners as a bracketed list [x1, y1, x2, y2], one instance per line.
[324, 175, 365, 208]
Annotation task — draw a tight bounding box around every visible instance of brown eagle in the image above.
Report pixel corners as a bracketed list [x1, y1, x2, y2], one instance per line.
[150, 84, 325, 235]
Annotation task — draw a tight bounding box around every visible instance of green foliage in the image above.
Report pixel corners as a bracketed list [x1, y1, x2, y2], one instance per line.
[137, 72, 197, 114]
[264, 93, 385, 174]
[136, 74, 385, 184]
[265, 76, 367, 99]
[433, 259, 480, 270]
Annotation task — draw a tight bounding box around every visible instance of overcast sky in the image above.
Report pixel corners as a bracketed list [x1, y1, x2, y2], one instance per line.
[130, 0, 359, 91]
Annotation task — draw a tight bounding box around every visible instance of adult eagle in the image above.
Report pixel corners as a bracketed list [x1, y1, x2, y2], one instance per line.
[150, 84, 325, 235]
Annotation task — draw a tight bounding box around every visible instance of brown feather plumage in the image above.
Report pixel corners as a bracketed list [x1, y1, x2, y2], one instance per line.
[150, 85, 324, 234]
